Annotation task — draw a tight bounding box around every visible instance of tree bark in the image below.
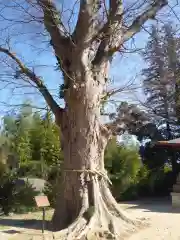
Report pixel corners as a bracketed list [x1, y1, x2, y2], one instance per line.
[52, 73, 144, 239]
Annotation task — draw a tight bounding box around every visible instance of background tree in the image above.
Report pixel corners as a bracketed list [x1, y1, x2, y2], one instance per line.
[29, 110, 62, 178]
[0, 0, 168, 239]
[1, 104, 62, 178]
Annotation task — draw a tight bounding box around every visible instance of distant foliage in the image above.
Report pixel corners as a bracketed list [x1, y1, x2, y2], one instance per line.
[0, 101, 177, 212]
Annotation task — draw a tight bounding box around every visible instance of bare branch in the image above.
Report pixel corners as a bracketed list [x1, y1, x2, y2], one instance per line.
[122, 0, 168, 44]
[0, 46, 63, 118]
[104, 78, 139, 99]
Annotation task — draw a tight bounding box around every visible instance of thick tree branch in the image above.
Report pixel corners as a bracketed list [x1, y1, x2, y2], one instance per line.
[93, 0, 167, 65]
[93, 0, 123, 65]
[37, 0, 71, 61]
[0, 47, 63, 118]
[109, 0, 123, 18]
[122, 0, 168, 44]
[73, 0, 101, 46]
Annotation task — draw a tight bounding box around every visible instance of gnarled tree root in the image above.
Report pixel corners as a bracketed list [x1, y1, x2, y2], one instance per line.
[52, 179, 149, 240]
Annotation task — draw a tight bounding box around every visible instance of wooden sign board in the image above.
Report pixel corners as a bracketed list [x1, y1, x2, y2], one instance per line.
[35, 195, 50, 208]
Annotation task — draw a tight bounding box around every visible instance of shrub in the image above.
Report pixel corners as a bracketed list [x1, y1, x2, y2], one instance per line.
[105, 138, 142, 200]
[0, 170, 39, 215]
[0, 170, 17, 215]
[148, 167, 173, 196]
[13, 181, 39, 213]
[137, 165, 173, 197]
[121, 165, 150, 200]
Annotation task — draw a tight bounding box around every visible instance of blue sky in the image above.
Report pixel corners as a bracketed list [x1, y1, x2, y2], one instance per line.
[0, 0, 179, 120]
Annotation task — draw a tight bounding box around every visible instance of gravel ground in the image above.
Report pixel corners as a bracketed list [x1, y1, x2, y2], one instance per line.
[1, 199, 180, 240]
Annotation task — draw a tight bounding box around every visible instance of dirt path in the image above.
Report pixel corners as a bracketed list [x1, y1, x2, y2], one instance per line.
[122, 199, 180, 240]
[1, 199, 180, 239]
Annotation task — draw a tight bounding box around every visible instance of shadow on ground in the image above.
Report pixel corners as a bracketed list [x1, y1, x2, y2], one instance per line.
[3, 229, 21, 234]
[0, 218, 50, 231]
[121, 197, 180, 214]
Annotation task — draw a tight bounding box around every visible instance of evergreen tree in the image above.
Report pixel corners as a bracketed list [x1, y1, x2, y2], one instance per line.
[163, 24, 180, 124]
[2, 105, 32, 168]
[37, 111, 62, 178]
[142, 23, 180, 139]
[142, 25, 171, 138]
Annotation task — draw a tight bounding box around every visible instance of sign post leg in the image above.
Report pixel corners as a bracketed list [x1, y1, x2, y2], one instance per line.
[42, 207, 45, 234]
[34, 196, 50, 234]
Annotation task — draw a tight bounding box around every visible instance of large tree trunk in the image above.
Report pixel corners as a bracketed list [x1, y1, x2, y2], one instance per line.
[53, 101, 107, 229]
[52, 73, 144, 239]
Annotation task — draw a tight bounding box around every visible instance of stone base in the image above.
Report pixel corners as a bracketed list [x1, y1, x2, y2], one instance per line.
[171, 192, 180, 208]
